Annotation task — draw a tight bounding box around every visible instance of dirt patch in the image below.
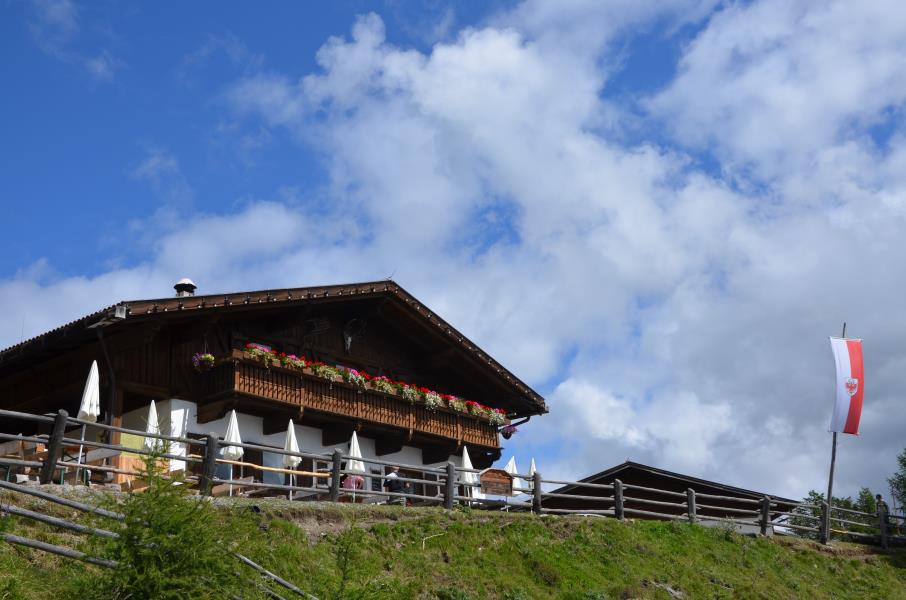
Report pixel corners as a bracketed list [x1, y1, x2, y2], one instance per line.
[771, 535, 890, 561]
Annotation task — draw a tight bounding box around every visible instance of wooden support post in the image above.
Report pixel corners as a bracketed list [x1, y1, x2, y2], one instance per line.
[329, 449, 342, 503]
[199, 433, 219, 496]
[532, 471, 542, 514]
[444, 462, 456, 510]
[686, 488, 697, 524]
[614, 479, 624, 520]
[760, 495, 772, 536]
[39, 410, 68, 484]
[108, 388, 126, 484]
[879, 503, 889, 550]
[233, 552, 312, 599]
[1, 503, 118, 539]
[2, 532, 118, 569]
[820, 501, 830, 544]
[0, 479, 124, 520]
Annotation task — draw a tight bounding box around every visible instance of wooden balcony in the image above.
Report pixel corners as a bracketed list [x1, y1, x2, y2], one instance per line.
[197, 352, 500, 449]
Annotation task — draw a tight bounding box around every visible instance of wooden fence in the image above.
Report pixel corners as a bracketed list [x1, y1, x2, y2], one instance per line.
[1, 408, 904, 550]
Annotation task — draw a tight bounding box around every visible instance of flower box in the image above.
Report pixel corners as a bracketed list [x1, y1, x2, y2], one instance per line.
[207, 346, 507, 425]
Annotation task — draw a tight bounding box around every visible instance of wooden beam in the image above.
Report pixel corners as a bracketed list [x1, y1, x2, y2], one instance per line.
[5, 380, 83, 412]
[375, 434, 407, 456]
[321, 423, 356, 447]
[262, 306, 312, 335]
[262, 408, 303, 436]
[470, 447, 501, 470]
[422, 442, 458, 465]
[118, 381, 169, 400]
[419, 347, 457, 371]
[140, 320, 163, 345]
[196, 399, 231, 424]
[109, 388, 126, 484]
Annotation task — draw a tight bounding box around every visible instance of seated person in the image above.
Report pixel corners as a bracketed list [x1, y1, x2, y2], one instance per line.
[383, 466, 408, 506]
[340, 473, 365, 502]
[342, 473, 365, 490]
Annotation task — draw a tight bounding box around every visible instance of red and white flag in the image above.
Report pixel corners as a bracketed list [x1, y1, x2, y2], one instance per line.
[829, 337, 864, 435]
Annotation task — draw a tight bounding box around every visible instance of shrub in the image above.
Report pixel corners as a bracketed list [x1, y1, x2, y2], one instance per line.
[70, 451, 264, 600]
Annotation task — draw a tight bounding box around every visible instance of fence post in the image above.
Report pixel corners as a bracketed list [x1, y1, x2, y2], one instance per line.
[820, 501, 830, 544]
[614, 479, 624, 520]
[39, 410, 69, 484]
[329, 449, 342, 503]
[443, 462, 456, 510]
[532, 471, 542, 514]
[199, 432, 219, 496]
[686, 488, 696, 524]
[760, 496, 771, 536]
[879, 503, 889, 550]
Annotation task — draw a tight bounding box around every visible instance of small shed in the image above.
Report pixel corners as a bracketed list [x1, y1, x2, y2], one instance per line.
[543, 461, 798, 533]
[480, 468, 514, 496]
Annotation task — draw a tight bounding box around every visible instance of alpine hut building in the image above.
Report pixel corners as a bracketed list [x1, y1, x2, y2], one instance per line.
[0, 280, 547, 493]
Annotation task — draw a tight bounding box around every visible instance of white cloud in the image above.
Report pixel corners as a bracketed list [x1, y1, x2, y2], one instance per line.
[84, 50, 119, 80]
[6, 1, 906, 501]
[222, 7, 906, 499]
[176, 32, 264, 87]
[27, 0, 122, 80]
[649, 0, 906, 181]
[129, 149, 194, 210]
[31, 0, 79, 37]
[131, 151, 180, 181]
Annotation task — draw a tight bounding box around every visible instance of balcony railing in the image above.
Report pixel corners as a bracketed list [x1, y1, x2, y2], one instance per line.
[198, 352, 500, 449]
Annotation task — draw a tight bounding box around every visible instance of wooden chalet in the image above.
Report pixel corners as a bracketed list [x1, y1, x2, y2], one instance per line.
[0, 280, 547, 491]
[544, 461, 797, 532]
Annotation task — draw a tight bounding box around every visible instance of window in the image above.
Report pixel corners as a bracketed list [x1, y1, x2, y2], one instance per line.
[423, 472, 440, 498]
[398, 468, 442, 499]
[314, 459, 330, 490]
[215, 461, 232, 481]
[370, 469, 383, 492]
[185, 434, 206, 478]
[297, 458, 312, 487]
[260, 451, 284, 486]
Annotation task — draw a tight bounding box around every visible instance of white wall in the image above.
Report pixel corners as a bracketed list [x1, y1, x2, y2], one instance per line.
[135, 399, 458, 488]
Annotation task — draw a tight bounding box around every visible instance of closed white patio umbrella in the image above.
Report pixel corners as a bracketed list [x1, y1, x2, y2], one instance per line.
[346, 431, 366, 473]
[75, 361, 100, 484]
[345, 431, 366, 501]
[77, 361, 101, 422]
[283, 420, 301, 500]
[221, 410, 243, 496]
[143, 400, 161, 451]
[528, 458, 537, 491]
[461, 446, 484, 502]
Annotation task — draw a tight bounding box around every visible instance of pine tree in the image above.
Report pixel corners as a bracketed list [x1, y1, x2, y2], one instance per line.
[855, 487, 876, 515]
[889, 447, 906, 513]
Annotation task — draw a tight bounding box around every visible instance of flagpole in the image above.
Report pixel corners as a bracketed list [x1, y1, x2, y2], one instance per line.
[824, 322, 846, 543]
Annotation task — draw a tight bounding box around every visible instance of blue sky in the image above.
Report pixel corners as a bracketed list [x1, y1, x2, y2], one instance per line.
[1, 2, 468, 276]
[3, 0, 906, 502]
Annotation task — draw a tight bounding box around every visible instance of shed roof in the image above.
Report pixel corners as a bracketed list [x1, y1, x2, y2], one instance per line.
[552, 461, 798, 506]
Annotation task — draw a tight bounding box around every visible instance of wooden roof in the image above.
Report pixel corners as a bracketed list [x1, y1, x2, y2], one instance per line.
[0, 280, 547, 416]
[552, 461, 798, 506]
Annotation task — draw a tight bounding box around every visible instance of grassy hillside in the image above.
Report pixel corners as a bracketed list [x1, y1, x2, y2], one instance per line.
[1, 493, 904, 599]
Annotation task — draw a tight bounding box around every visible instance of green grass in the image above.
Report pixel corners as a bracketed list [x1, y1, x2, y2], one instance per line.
[1, 492, 905, 599]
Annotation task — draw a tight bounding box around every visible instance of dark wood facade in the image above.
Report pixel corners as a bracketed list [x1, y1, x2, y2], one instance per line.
[0, 281, 547, 468]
